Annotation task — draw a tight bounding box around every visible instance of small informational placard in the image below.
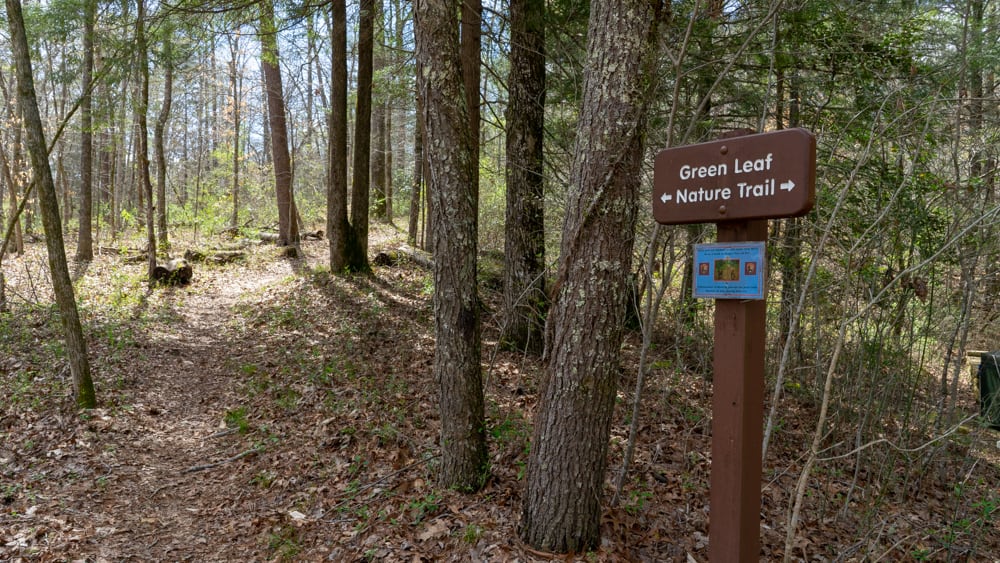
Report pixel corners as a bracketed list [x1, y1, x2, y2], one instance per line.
[693, 242, 766, 300]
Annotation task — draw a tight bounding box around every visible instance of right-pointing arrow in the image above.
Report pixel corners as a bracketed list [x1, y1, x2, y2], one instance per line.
[780, 180, 795, 191]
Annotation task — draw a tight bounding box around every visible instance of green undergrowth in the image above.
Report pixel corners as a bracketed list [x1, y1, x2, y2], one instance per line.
[0, 306, 71, 410]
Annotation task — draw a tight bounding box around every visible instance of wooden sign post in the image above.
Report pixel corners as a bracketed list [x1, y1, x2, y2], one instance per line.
[653, 129, 816, 562]
[710, 219, 767, 562]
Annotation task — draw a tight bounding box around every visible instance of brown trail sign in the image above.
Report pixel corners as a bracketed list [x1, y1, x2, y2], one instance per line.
[653, 128, 816, 562]
[653, 128, 815, 225]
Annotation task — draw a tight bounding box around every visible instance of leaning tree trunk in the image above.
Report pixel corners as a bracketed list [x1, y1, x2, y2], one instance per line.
[520, 0, 662, 552]
[260, 0, 298, 247]
[5, 0, 96, 408]
[502, 0, 546, 354]
[415, 0, 488, 492]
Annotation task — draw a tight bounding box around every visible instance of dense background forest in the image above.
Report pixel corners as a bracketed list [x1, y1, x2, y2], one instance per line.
[2, 0, 999, 561]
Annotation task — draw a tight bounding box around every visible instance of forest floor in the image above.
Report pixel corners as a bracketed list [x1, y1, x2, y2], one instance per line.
[1, 224, 999, 562]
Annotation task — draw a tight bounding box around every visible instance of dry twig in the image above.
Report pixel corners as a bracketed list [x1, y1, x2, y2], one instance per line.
[181, 446, 262, 474]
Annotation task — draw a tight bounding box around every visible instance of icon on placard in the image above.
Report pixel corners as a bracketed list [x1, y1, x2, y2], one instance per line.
[745, 261, 757, 276]
[714, 259, 740, 282]
[699, 262, 710, 276]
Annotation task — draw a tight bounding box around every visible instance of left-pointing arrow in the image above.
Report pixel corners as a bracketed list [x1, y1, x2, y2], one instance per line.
[660, 193, 672, 203]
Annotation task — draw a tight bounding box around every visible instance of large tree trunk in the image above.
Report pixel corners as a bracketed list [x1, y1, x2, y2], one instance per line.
[415, 0, 487, 492]
[260, 0, 298, 247]
[5, 0, 96, 409]
[327, 0, 349, 272]
[502, 0, 546, 354]
[520, 0, 661, 552]
[349, 0, 375, 272]
[76, 0, 95, 261]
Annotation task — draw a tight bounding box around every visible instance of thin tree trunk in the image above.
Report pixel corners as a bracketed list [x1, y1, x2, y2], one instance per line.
[0, 106, 25, 255]
[371, 0, 387, 221]
[777, 56, 804, 360]
[502, 0, 546, 354]
[229, 33, 242, 229]
[12, 103, 34, 242]
[260, 64, 271, 168]
[5, 0, 96, 408]
[154, 29, 174, 253]
[306, 13, 316, 143]
[461, 0, 481, 197]
[407, 83, 424, 246]
[76, 0, 96, 261]
[178, 101, 188, 209]
[612, 226, 680, 504]
[58, 150, 70, 225]
[4, 173, 23, 257]
[385, 108, 393, 223]
[372, 101, 387, 219]
[132, 85, 142, 217]
[136, 0, 156, 279]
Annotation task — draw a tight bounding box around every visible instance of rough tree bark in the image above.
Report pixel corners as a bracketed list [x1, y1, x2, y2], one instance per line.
[415, 0, 488, 491]
[461, 0, 481, 196]
[76, 0, 96, 261]
[327, 0, 349, 272]
[260, 0, 298, 247]
[5, 0, 97, 408]
[520, 0, 662, 552]
[502, 0, 546, 354]
[349, 0, 375, 271]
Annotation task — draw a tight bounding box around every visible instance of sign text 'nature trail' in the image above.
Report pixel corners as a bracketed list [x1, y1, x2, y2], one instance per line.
[653, 128, 816, 225]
